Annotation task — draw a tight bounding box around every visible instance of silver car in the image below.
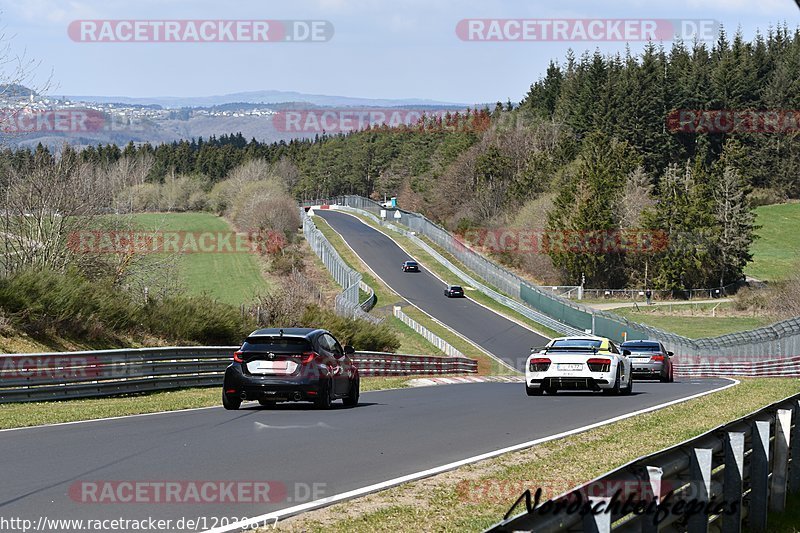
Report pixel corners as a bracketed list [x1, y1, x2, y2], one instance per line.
[620, 340, 674, 382]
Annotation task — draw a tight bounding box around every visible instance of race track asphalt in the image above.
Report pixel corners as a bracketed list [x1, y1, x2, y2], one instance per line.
[0, 379, 731, 531]
[315, 209, 549, 370]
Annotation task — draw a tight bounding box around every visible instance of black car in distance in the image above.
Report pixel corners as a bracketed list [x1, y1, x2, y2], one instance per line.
[222, 328, 360, 410]
[402, 260, 420, 272]
[444, 285, 465, 298]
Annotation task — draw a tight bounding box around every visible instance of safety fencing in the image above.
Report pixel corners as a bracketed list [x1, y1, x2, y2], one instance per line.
[0, 347, 478, 403]
[487, 391, 800, 532]
[359, 280, 377, 312]
[316, 196, 800, 366]
[302, 211, 382, 324]
[392, 306, 466, 359]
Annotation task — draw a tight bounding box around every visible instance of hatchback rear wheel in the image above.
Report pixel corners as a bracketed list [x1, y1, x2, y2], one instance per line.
[314, 378, 334, 409]
[222, 391, 241, 410]
[343, 377, 360, 407]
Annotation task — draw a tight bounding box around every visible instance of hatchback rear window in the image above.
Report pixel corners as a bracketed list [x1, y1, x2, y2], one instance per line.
[241, 337, 311, 352]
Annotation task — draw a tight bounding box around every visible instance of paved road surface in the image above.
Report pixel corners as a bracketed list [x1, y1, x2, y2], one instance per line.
[0, 380, 731, 531]
[315, 209, 548, 370]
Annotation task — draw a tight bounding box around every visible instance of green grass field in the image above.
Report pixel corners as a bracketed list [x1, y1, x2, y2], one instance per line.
[130, 212, 271, 306]
[746, 201, 800, 281]
[614, 304, 773, 339]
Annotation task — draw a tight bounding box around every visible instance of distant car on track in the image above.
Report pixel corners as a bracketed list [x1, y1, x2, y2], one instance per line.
[444, 285, 465, 298]
[222, 328, 360, 410]
[402, 260, 420, 272]
[525, 336, 633, 396]
[621, 340, 674, 382]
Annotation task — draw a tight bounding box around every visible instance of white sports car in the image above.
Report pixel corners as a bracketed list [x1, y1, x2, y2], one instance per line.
[525, 336, 633, 396]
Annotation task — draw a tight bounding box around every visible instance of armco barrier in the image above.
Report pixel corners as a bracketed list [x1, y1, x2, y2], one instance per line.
[0, 347, 477, 403]
[487, 390, 800, 532]
[315, 197, 800, 366]
[303, 211, 382, 324]
[393, 306, 466, 359]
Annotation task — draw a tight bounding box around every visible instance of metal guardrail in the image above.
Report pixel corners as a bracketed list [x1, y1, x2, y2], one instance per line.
[359, 280, 377, 312]
[487, 391, 800, 532]
[316, 197, 800, 364]
[303, 211, 382, 324]
[0, 347, 478, 403]
[392, 306, 466, 358]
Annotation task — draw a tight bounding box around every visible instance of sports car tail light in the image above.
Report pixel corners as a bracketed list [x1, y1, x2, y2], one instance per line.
[587, 358, 612, 372]
[650, 355, 665, 362]
[301, 351, 319, 364]
[233, 351, 244, 363]
[529, 357, 551, 372]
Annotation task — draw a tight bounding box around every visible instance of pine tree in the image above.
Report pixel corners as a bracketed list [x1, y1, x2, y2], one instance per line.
[546, 131, 640, 287]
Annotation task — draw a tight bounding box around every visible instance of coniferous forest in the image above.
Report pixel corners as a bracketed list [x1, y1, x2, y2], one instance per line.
[3, 26, 799, 291]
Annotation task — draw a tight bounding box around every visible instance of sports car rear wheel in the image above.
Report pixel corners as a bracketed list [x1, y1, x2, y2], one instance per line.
[622, 374, 633, 395]
[603, 367, 622, 395]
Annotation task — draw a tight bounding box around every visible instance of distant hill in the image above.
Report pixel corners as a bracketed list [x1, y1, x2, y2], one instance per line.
[0, 84, 38, 97]
[65, 89, 468, 109]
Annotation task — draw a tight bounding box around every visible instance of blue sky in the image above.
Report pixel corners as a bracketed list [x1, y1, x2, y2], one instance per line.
[0, 0, 797, 104]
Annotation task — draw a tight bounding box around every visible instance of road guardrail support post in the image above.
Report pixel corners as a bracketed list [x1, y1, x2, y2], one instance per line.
[641, 466, 663, 533]
[582, 496, 611, 533]
[770, 408, 793, 512]
[790, 401, 800, 493]
[724, 431, 745, 533]
[688, 448, 713, 533]
[749, 419, 771, 531]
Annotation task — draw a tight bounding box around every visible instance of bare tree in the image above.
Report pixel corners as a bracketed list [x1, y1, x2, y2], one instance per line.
[1, 148, 104, 273]
[621, 166, 654, 229]
[712, 165, 755, 288]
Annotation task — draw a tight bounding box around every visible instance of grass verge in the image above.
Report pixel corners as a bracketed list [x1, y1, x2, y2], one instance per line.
[613, 305, 774, 339]
[0, 376, 450, 430]
[768, 490, 800, 532]
[268, 378, 800, 532]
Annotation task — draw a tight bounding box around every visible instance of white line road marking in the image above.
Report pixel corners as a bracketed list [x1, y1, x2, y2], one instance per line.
[203, 378, 739, 533]
[255, 421, 333, 430]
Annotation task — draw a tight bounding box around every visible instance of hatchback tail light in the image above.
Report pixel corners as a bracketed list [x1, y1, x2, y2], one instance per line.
[301, 351, 319, 364]
[587, 358, 612, 372]
[529, 357, 551, 372]
[233, 351, 244, 363]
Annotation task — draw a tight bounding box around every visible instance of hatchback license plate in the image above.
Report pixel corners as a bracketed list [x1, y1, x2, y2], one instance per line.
[557, 364, 583, 371]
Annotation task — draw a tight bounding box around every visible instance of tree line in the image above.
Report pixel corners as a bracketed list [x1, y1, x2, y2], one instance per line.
[1, 26, 797, 291]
